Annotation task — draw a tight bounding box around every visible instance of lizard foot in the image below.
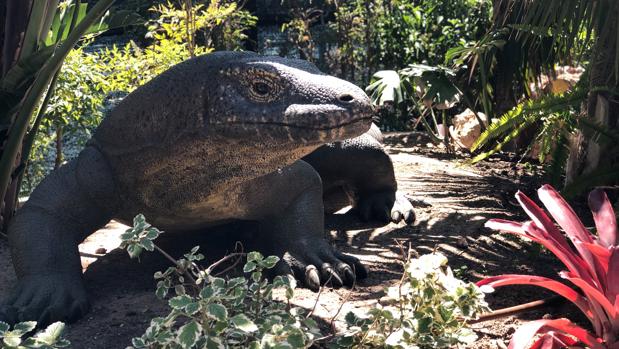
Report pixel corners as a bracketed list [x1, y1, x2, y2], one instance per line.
[268, 241, 367, 292]
[0, 274, 89, 326]
[357, 190, 415, 225]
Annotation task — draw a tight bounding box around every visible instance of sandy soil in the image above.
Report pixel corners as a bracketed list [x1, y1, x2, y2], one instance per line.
[0, 132, 585, 348]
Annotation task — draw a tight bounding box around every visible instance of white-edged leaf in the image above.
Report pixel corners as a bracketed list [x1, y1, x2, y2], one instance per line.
[168, 295, 192, 310]
[230, 314, 258, 333]
[206, 304, 228, 321]
[177, 320, 200, 349]
[33, 321, 65, 344]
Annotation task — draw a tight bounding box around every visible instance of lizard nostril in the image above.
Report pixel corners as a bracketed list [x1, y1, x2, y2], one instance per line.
[338, 94, 354, 103]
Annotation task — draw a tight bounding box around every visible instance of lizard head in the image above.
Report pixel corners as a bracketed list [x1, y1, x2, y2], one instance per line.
[203, 52, 374, 145]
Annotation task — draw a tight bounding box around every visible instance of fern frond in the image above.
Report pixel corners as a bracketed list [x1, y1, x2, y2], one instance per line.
[545, 131, 570, 187]
[470, 88, 586, 163]
[470, 115, 537, 163]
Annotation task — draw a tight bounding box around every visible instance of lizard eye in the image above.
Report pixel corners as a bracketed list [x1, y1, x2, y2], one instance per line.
[252, 81, 271, 96]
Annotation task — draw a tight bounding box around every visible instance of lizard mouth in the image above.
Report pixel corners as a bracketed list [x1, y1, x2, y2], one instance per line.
[217, 115, 373, 130]
[209, 103, 374, 142]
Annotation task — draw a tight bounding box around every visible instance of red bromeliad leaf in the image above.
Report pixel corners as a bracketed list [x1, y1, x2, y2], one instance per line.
[529, 332, 578, 349]
[521, 221, 597, 284]
[538, 185, 601, 284]
[478, 274, 595, 322]
[516, 190, 571, 251]
[485, 219, 525, 234]
[589, 188, 618, 248]
[507, 318, 604, 349]
[606, 247, 619, 304]
[538, 185, 593, 244]
[485, 219, 592, 280]
[577, 241, 612, 275]
[487, 218, 596, 285]
[560, 271, 616, 319]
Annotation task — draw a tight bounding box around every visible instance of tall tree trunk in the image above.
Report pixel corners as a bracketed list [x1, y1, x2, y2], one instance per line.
[565, 0, 619, 186]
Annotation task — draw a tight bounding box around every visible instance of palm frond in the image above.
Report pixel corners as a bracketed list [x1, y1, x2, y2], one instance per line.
[471, 88, 585, 157]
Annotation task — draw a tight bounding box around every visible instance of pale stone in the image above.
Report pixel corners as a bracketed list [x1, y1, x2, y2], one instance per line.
[448, 109, 488, 150]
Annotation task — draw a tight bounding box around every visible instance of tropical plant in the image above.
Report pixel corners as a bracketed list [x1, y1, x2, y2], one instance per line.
[366, 64, 463, 147]
[371, 0, 492, 69]
[470, 86, 587, 185]
[332, 253, 490, 348]
[479, 184, 619, 348]
[449, 0, 619, 193]
[0, 321, 70, 348]
[562, 123, 619, 198]
[0, 0, 116, 230]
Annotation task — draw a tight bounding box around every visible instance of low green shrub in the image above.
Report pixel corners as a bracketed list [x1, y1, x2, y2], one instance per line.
[333, 253, 490, 348]
[121, 215, 489, 349]
[122, 215, 321, 349]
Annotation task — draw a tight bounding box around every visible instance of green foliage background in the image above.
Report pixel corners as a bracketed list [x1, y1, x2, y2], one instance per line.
[23, 1, 256, 195]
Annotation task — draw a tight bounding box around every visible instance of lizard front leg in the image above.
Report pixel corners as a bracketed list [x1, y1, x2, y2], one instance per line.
[304, 130, 415, 224]
[1, 146, 118, 325]
[238, 160, 367, 291]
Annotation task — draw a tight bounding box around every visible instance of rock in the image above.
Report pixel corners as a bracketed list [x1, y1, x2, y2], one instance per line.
[529, 65, 584, 98]
[448, 109, 488, 150]
[95, 247, 107, 254]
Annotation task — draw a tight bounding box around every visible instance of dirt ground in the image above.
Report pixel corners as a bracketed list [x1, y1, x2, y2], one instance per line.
[0, 132, 586, 348]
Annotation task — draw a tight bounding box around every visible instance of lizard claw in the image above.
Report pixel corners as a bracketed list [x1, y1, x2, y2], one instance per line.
[2, 274, 89, 326]
[357, 190, 415, 225]
[269, 241, 367, 292]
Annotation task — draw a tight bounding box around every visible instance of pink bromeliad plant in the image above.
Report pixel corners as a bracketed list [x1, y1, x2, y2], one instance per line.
[477, 184, 619, 349]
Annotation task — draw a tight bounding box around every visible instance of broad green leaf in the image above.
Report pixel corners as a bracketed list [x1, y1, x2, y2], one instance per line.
[205, 336, 226, 349]
[127, 244, 143, 259]
[261, 255, 279, 269]
[243, 261, 256, 273]
[33, 321, 65, 345]
[3, 334, 21, 347]
[145, 227, 160, 240]
[131, 337, 146, 348]
[287, 332, 305, 347]
[177, 320, 200, 349]
[206, 304, 228, 321]
[13, 321, 36, 334]
[230, 314, 258, 333]
[168, 295, 192, 310]
[185, 302, 200, 315]
[247, 251, 263, 262]
[140, 238, 154, 251]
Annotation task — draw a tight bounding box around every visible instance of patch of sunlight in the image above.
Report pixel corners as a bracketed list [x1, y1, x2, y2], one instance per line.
[79, 220, 128, 271]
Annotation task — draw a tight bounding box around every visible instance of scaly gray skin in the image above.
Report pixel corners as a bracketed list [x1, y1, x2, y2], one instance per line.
[0, 51, 411, 326]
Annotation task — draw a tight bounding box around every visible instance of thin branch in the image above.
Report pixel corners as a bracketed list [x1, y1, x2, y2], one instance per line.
[329, 275, 356, 335]
[207, 252, 246, 276]
[307, 273, 331, 319]
[153, 244, 198, 286]
[467, 295, 564, 324]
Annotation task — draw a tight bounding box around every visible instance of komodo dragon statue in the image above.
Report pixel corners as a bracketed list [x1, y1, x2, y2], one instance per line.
[0, 51, 414, 325]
